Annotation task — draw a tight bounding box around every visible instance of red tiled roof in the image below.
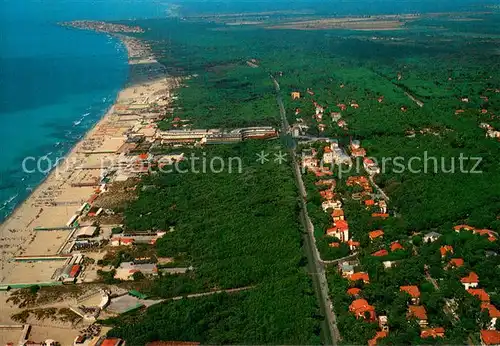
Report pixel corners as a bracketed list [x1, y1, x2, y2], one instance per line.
[364, 199, 375, 206]
[408, 305, 427, 320]
[440, 245, 454, 257]
[400, 285, 421, 298]
[372, 213, 389, 218]
[481, 330, 500, 345]
[349, 272, 370, 283]
[454, 224, 475, 232]
[449, 258, 464, 267]
[101, 339, 122, 346]
[461, 272, 479, 284]
[368, 331, 388, 346]
[372, 249, 389, 257]
[390, 242, 404, 251]
[335, 220, 349, 231]
[369, 230, 384, 240]
[468, 289, 490, 302]
[482, 303, 500, 318]
[421, 327, 445, 339]
[347, 288, 361, 296]
[348, 240, 360, 247]
[331, 209, 345, 218]
[349, 299, 376, 320]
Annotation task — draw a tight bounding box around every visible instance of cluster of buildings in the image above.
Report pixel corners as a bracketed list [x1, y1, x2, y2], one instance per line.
[157, 127, 278, 146]
[480, 123, 500, 140]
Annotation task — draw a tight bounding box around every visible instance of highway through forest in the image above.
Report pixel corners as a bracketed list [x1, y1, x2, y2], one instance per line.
[270, 74, 340, 345]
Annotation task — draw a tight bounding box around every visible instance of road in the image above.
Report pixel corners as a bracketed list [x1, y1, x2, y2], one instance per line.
[271, 74, 340, 345]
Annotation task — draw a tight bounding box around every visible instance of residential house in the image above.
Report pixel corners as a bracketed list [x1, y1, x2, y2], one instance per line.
[339, 262, 355, 277]
[448, 258, 464, 269]
[454, 224, 475, 232]
[349, 272, 370, 284]
[110, 237, 135, 247]
[347, 287, 361, 297]
[407, 305, 428, 327]
[481, 304, 500, 330]
[322, 200, 342, 212]
[475, 229, 498, 242]
[480, 330, 500, 345]
[440, 245, 454, 258]
[350, 299, 376, 321]
[421, 328, 445, 339]
[329, 242, 340, 248]
[461, 272, 479, 289]
[331, 208, 345, 221]
[372, 213, 389, 219]
[378, 200, 387, 214]
[390, 242, 404, 252]
[323, 146, 334, 164]
[350, 103, 360, 109]
[318, 124, 327, 132]
[291, 92, 301, 100]
[331, 112, 342, 122]
[383, 261, 397, 269]
[327, 220, 349, 242]
[468, 288, 490, 302]
[379, 315, 389, 332]
[364, 158, 381, 175]
[351, 147, 367, 157]
[337, 103, 347, 111]
[423, 232, 441, 243]
[320, 190, 335, 201]
[400, 286, 421, 305]
[364, 199, 375, 207]
[348, 240, 360, 251]
[372, 249, 389, 257]
[369, 230, 384, 242]
[316, 179, 336, 188]
[368, 331, 387, 346]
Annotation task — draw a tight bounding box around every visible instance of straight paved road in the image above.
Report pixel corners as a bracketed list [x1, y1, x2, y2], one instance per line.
[271, 74, 340, 345]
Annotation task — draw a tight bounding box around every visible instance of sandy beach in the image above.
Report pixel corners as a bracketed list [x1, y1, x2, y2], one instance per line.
[0, 32, 177, 285]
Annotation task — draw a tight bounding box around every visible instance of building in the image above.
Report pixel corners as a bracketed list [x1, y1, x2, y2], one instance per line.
[369, 230, 384, 241]
[322, 200, 342, 212]
[115, 262, 158, 280]
[481, 303, 500, 330]
[291, 92, 301, 100]
[347, 287, 361, 297]
[350, 299, 376, 321]
[327, 220, 349, 242]
[400, 286, 421, 305]
[331, 208, 345, 221]
[363, 158, 380, 175]
[407, 305, 428, 327]
[390, 242, 404, 252]
[74, 226, 98, 238]
[454, 224, 475, 232]
[468, 289, 490, 302]
[480, 330, 500, 345]
[461, 272, 479, 289]
[379, 315, 389, 332]
[448, 258, 464, 268]
[421, 327, 445, 339]
[348, 240, 360, 251]
[372, 249, 389, 257]
[440, 245, 454, 258]
[339, 262, 355, 277]
[423, 232, 441, 243]
[95, 337, 125, 346]
[349, 272, 370, 284]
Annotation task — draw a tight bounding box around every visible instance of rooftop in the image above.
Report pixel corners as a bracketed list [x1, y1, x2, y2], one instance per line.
[408, 305, 427, 320]
[400, 285, 421, 298]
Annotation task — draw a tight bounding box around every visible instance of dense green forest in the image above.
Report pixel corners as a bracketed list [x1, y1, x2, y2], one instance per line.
[106, 142, 321, 344]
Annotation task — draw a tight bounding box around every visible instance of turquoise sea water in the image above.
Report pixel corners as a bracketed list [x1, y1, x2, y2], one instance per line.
[0, 0, 168, 221]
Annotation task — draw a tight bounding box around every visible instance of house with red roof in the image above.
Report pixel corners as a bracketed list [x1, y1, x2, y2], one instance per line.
[349, 272, 370, 284]
[372, 249, 389, 257]
[349, 299, 376, 321]
[369, 230, 384, 241]
[372, 213, 389, 219]
[440, 245, 454, 258]
[331, 208, 345, 221]
[368, 331, 387, 346]
[400, 286, 421, 305]
[407, 305, 428, 327]
[326, 220, 349, 242]
[364, 199, 375, 207]
[454, 224, 475, 232]
[337, 103, 347, 111]
[480, 330, 500, 345]
[468, 289, 490, 302]
[448, 258, 464, 268]
[475, 229, 498, 242]
[461, 272, 479, 290]
[390, 242, 404, 252]
[421, 327, 445, 339]
[347, 288, 361, 297]
[481, 303, 500, 330]
[348, 240, 360, 251]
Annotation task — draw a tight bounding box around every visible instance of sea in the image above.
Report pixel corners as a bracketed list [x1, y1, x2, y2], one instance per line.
[0, 0, 168, 222]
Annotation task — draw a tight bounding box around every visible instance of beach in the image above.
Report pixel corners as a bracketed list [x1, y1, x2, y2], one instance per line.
[0, 31, 177, 286]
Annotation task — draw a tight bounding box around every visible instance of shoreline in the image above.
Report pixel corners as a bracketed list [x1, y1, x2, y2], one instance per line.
[0, 25, 176, 285]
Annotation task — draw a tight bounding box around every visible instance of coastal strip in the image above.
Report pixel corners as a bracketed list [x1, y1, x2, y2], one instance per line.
[0, 22, 179, 286]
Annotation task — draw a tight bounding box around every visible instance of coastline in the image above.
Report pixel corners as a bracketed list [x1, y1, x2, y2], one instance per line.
[0, 27, 176, 285]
